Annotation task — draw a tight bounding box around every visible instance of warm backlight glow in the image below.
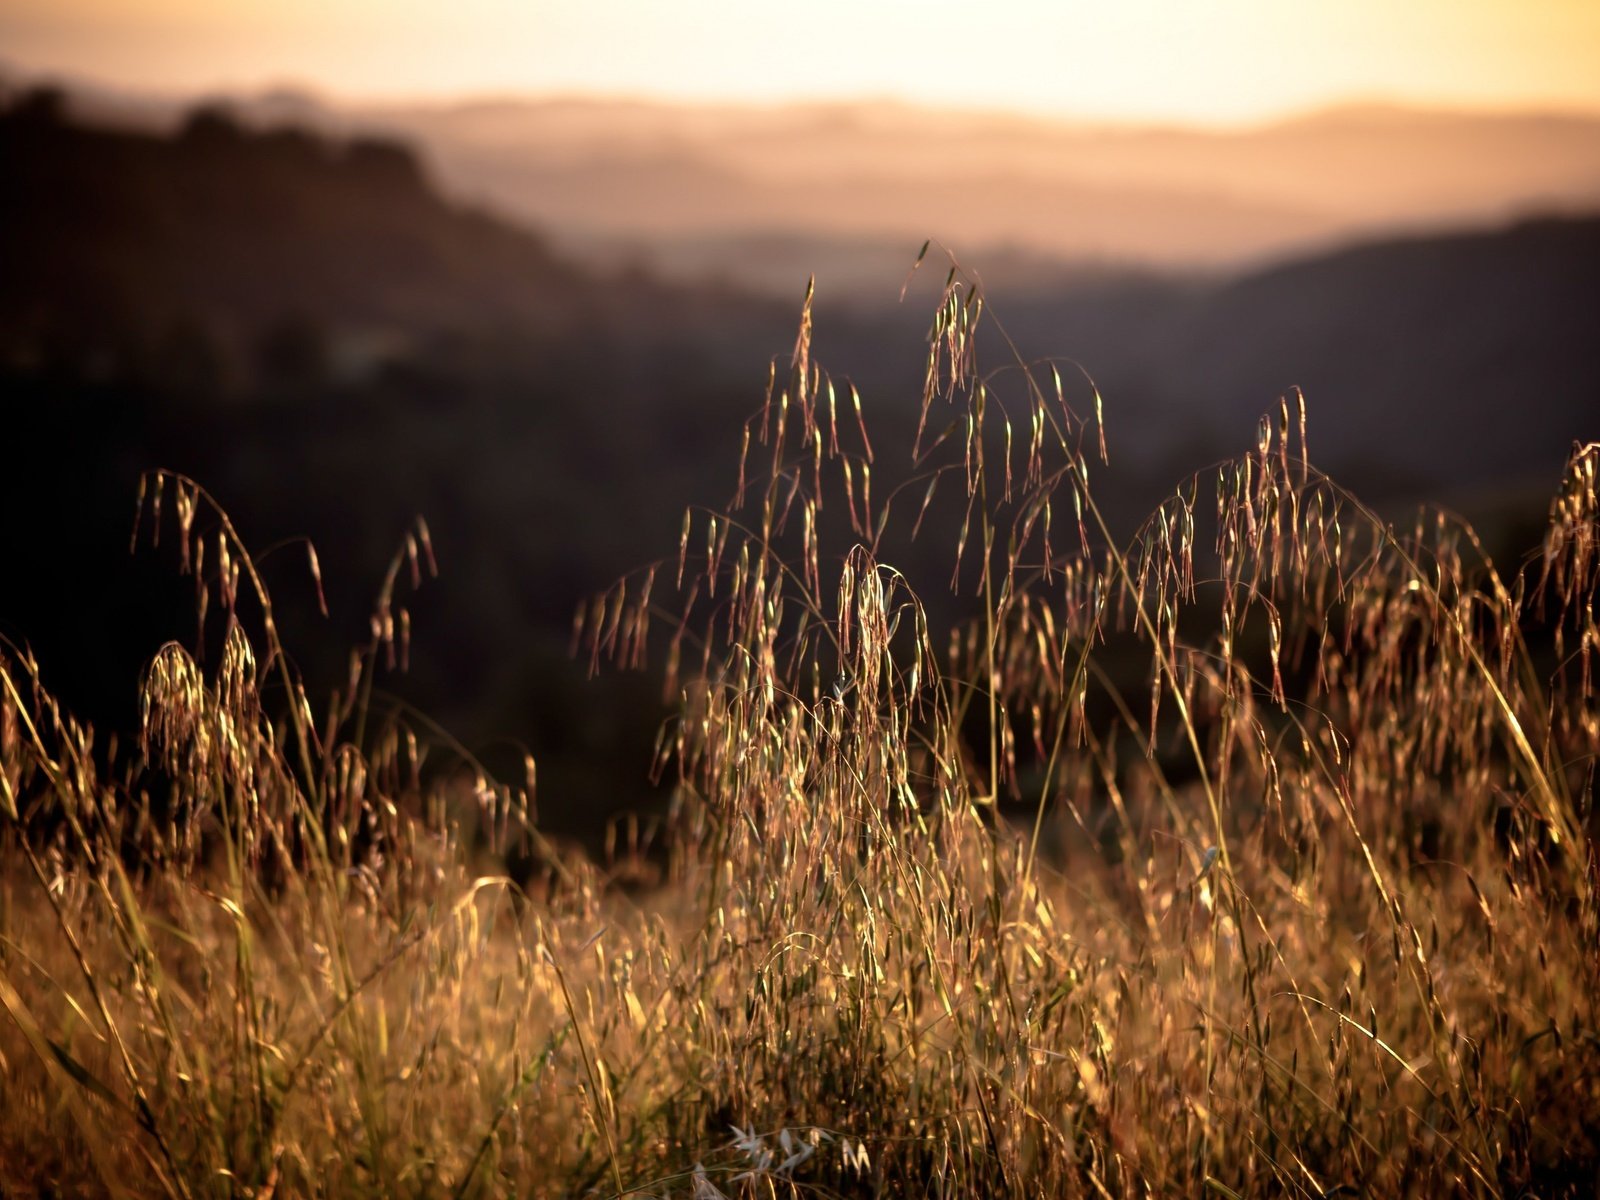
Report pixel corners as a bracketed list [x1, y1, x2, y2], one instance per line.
[4, 0, 1600, 121]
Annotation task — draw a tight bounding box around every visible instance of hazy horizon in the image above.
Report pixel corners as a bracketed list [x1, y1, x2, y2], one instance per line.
[11, 54, 1600, 135]
[5, 0, 1600, 125]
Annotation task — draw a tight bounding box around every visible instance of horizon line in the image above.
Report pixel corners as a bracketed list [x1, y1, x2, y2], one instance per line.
[7, 57, 1600, 134]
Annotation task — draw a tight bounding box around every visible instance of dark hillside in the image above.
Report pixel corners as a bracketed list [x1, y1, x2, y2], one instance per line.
[991, 216, 1600, 522]
[0, 91, 793, 835]
[0, 88, 766, 391]
[1157, 216, 1600, 489]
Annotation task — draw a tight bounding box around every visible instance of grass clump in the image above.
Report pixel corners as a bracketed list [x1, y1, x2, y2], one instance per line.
[2, 268, 1598, 1197]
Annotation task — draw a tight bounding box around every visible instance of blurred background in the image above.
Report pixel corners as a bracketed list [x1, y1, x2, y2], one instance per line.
[2, 0, 1597, 841]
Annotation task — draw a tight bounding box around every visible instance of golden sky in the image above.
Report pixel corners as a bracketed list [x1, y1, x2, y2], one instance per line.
[5, 0, 1600, 121]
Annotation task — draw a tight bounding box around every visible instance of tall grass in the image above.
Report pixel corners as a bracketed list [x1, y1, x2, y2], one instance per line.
[2, 268, 1597, 1197]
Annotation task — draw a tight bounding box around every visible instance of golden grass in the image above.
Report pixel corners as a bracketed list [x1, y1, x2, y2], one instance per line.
[2, 268, 1597, 1197]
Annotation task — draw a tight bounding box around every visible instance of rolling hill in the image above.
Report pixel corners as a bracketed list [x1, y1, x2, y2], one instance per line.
[13, 68, 1600, 295]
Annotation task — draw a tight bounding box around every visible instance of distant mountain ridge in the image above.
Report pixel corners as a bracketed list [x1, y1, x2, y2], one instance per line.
[7, 65, 1600, 297]
[238, 93, 1600, 295]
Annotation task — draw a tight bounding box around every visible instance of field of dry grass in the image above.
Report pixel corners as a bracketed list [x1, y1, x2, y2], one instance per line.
[2, 271, 1597, 1197]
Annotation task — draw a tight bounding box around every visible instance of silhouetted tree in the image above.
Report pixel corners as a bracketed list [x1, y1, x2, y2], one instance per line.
[180, 104, 245, 149]
[3, 85, 68, 127]
[344, 137, 426, 192]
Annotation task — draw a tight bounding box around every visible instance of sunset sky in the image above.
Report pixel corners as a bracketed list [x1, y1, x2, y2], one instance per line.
[4, 0, 1600, 122]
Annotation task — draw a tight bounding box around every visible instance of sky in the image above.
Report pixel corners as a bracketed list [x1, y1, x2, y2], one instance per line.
[4, 0, 1600, 123]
